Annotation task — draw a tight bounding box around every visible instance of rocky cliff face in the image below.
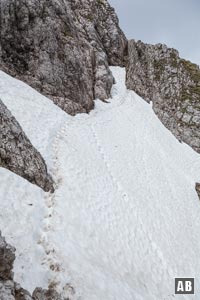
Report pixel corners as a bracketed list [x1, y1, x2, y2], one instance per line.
[0, 100, 54, 192]
[0, 231, 63, 300]
[0, 0, 127, 115]
[126, 40, 200, 154]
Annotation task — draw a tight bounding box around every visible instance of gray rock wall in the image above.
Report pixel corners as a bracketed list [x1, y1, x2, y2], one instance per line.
[126, 39, 200, 154]
[0, 99, 54, 192]
[0, 0, 127, 115]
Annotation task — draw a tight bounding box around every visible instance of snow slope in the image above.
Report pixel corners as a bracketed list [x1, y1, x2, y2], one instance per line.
[0, 67, 200, 300]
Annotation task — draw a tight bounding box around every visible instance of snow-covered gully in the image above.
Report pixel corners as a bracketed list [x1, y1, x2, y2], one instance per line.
[0, 67, 200, 300]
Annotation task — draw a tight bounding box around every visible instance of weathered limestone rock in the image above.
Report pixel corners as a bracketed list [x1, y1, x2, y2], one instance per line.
[0, 0, 127, 115]
[0, 280, 16, 300]
[126, 39, 200, 153]
[0, 100, 54, 192]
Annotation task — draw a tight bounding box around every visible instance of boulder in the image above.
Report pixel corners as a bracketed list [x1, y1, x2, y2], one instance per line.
[0, 100, 54, 192]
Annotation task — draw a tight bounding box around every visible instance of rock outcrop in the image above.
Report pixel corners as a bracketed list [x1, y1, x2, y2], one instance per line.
[0, 0, 127, 115]
[0, 231, 62, 300]
[126, 40, 200, 153]
[0, 100, 54, 192]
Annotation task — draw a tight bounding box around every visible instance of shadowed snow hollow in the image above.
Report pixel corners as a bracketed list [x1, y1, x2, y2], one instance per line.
[0, 67, 200, 300]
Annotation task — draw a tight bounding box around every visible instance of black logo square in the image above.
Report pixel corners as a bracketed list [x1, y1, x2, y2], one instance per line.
[175, 278, 194, 295]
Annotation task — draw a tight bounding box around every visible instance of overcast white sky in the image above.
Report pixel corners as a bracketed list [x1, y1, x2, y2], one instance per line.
[109, 0, 200, 65]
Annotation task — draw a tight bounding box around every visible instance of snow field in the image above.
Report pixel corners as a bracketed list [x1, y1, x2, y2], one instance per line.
[0, 67, 200, 299]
